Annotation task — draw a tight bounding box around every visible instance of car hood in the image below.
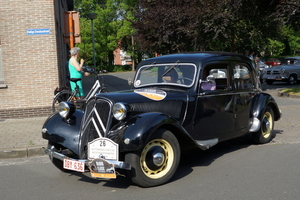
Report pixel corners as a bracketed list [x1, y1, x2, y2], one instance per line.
[94, 88, 189, 120]
[267, 65, 299, 70]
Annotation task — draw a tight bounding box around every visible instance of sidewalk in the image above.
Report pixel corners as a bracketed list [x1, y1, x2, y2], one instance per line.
[0, 117, 48, 159]
[0, 71, 135, 159]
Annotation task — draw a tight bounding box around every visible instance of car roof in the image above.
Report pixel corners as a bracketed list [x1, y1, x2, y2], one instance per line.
[283, 57, 300, 60]
[139, 51, 251, 66]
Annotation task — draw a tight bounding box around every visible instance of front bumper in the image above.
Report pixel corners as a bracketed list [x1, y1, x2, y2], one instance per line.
[45, 146, 131, 170]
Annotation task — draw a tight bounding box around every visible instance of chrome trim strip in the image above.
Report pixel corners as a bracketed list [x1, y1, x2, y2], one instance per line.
[45, 146, 131, 170]
[92, 117, 102, 138]
[93, 107, 106, 133]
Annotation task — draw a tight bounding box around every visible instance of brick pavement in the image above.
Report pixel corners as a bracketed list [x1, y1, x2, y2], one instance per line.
[0, 117, 48, 159]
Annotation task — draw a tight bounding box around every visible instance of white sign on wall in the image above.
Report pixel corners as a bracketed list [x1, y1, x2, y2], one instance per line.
[27, 28, 50, 35]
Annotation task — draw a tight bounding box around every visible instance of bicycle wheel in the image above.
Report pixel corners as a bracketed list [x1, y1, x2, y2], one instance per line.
[52, 90, 72, 113]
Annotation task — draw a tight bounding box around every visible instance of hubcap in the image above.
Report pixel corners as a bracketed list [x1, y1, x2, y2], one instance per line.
[153, 152, 165, 166]
[140, 139, 174, 179]
[290, 76, 295, 84]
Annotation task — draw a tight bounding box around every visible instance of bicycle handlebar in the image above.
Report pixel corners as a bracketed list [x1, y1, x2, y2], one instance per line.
[82, 66, 107, 74]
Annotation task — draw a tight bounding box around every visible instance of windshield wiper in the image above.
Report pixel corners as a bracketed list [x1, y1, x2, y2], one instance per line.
[162, 60, 180, 77]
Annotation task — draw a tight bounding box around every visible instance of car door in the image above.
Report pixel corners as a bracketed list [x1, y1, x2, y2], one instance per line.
[192, 62, 235, 141]
[232, 62, 254, 133]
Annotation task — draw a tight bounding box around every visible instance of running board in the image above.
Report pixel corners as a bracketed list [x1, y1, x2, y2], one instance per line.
[196, 138, 218, 150]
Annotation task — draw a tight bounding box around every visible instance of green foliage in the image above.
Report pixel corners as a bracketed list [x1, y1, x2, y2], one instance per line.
[265, 39, 285, 57]
[74, 0, 137, 70]
[282, 88, 300, 95]
[73, 0, 300, 72]
[105, 65, 132, 72]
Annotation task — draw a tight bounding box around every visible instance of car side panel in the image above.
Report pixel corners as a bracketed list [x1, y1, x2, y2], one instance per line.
[193, 91, 235, 141]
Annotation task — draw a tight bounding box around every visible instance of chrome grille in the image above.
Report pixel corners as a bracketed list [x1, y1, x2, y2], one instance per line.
[266, 70, 280, 75]
[81, 98, 113, 138]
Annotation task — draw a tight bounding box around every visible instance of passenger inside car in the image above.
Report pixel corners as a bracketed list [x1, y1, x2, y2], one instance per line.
[201, 75, 216, 90]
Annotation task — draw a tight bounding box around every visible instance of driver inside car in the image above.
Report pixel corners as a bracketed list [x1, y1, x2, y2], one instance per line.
[163, 69, 178, 83]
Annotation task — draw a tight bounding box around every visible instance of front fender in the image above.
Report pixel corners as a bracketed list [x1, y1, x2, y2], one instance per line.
[42, 110, 84, 155]
[117, 112, 187, 152]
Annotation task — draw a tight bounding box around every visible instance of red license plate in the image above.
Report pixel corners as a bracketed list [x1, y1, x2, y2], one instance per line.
[63, 159, 85, 172]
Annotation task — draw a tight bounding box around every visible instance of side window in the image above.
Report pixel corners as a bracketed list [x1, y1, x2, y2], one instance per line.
[201, 64, 229, 91]
[233, 64, 253, 89]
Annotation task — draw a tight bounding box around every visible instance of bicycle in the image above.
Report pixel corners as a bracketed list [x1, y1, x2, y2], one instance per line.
[52, 67, 108, 113]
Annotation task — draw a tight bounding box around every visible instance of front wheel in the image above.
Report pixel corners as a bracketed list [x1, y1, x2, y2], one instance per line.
[125, 129, 180, 187]
[252, 106, 274, 144]
[52, 90, 72, 113]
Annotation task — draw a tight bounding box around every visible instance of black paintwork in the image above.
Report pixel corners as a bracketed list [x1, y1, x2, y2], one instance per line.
[42, 52, 281, 157]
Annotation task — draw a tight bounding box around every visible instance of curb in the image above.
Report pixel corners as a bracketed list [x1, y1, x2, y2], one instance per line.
[278, 91, 300, 98]
[0, 146, 46, 159]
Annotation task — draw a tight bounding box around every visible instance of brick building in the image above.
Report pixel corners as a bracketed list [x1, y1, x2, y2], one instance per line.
[0, 0, 73, 119]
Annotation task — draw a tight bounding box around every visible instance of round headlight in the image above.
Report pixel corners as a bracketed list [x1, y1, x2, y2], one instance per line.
[58, 102, 75, 118]
[113, 103, 127, 121]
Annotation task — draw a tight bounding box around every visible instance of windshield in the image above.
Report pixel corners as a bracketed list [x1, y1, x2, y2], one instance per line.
[134, 63, 196, 88]
[281, 59, 299, 65]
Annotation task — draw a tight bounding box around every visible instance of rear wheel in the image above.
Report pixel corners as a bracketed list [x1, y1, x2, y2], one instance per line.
[125, 129, 180, 187]
[252, 106, 274, 144]
[287, 75, 296, 85]
[52, 90, 72, 113]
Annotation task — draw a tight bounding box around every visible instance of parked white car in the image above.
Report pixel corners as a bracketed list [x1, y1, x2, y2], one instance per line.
[262, 57, 300, 85]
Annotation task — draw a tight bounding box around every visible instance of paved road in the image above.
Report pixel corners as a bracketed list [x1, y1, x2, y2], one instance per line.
[260, 82, 300, 145]
[1, 143, 300, 199]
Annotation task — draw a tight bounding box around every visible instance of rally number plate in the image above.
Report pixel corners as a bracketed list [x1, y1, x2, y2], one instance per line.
[63, 159, 85, 172]
[88, 138, 118, 160]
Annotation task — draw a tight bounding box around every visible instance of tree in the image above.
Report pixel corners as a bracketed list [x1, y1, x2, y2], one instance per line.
[133, 0, 300, 54]
[75, 0, 137, 71]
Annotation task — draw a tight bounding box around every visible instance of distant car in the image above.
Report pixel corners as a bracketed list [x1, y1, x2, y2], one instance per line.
[257, 61, 269, 82]
[264, 58, 281, 67]
[42, 52, 281, 187]
[262, 56, 300, 85]
[257, 61, 269, 71]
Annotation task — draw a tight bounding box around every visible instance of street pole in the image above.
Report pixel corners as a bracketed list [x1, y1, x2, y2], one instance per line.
[87, 13, 97, 80]
[92, 18, 96, 79]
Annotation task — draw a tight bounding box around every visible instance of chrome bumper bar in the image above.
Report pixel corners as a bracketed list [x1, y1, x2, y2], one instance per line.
[44, 146, 131, 170]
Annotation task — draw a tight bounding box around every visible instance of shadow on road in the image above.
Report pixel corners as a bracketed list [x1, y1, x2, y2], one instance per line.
[170, 129, 283, 184]
[63, 129, 284, 188]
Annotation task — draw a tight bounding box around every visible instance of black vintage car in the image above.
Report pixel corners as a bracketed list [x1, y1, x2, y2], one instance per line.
[42, 52, 281, 187]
